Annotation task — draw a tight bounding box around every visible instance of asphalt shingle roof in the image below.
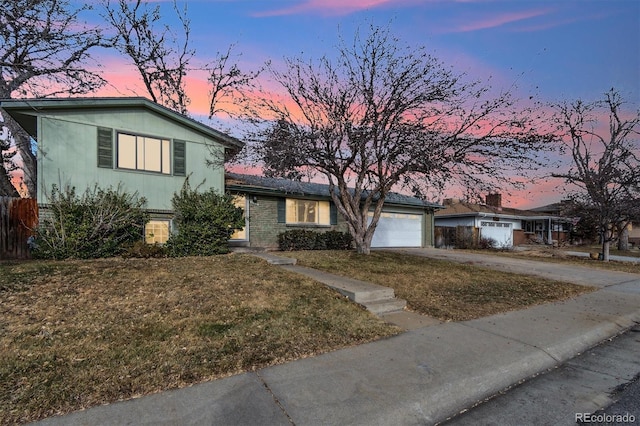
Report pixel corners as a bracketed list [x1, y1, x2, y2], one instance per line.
[226, 173, 442, 209]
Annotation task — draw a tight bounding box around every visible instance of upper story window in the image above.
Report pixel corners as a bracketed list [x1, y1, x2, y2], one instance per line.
[117, 133, 171, 174]
[97, 127, 186, 176]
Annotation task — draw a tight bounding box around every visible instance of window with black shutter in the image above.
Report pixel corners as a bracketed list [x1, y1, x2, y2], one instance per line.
[97, 127, 113, 168]
[173, 139, 186, 176]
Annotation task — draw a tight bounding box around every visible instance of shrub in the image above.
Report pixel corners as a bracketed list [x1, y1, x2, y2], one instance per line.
[122, 241, 167, 258]
[477, 237, 497, 250]
[165, 179, 244, 256]
[34, 184, 149, 259]
[278, 229, 318, 251]
[278, 229, 352, 251]
[318, 230, 353, 250]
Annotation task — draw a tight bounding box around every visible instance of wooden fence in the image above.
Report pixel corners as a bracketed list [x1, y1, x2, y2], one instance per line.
[0, 197, 38, 260]
[434, 226, 478, 249]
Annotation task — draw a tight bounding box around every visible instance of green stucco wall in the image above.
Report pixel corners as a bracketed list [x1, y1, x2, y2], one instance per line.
[36, 108, 224, 211]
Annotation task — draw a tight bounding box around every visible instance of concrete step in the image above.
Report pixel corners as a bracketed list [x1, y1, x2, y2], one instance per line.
[269, 263, 406, 317]
[362, 298, 407, 315]
[280, 265, 394, 302]
[343, 287, 396, 304]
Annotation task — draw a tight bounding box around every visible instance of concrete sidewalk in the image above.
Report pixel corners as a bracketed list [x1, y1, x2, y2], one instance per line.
[34, 251, 640, 426]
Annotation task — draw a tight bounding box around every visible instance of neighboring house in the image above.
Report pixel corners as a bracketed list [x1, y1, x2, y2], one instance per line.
[435, 194, 570, 248]
[226, 173, 442, 249]
[628, 222, 640, 248]
[0, 97, 242, 244]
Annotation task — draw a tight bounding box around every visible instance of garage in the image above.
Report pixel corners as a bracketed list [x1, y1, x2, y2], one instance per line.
[479, 221, 512, 248]
[369, 211, 423, 247]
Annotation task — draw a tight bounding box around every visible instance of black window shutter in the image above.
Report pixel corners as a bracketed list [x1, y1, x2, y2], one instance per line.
[97, 127, 113, 168]
[173, 140, 186, 176]
[330, 202, 338, 225]
[277, 198, 286, 223]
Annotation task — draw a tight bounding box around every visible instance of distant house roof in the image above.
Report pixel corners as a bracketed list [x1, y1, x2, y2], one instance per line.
[0, 97, 244, 150]
[435, 200, 566, 220]
[528, 201, 568, 214]
[226, 173, 443, 209]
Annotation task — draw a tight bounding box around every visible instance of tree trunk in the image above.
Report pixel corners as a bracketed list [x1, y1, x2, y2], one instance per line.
[601, 240, 610, 262]
[0, 164, 18, 197]
[353, 229, 372, 254]
[5, 116, 36, 198]
[355, 244, 371, 255]
[617, 226, 629, 251]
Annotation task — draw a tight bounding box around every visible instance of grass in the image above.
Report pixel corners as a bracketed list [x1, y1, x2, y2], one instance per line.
[0, 255, 398, 425]
[287, 250, 595, 322]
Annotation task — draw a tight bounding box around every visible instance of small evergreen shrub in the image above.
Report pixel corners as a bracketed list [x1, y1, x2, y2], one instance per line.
[34, 184, 149, 259]
[318, 230, 353, 250]
[165, 179, 244, 256]
[278, 229, 318, 251]
[278, 229, 353, 251]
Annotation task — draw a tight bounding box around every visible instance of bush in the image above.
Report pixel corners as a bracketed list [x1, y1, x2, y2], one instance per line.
[318, 230, 353, 250]
[278, 229, 318, 251]
[34, 184, 149, 259]
[122, 241, 167, 258]
[477, 237, 497, 250]
[278, 229, 352, 251]
[165, 179, 244, 256]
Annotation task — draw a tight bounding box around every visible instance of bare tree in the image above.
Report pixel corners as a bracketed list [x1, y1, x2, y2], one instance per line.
[207, 44, 262, 118]
[553, 89, 640, 261]
[0, 117, 19, 196]
[245, 25, 556, 254]
[102, 0, 193, 115]
[0, 0, 107, 197]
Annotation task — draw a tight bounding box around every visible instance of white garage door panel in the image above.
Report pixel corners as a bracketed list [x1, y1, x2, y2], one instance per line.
[480, 221, 512, 247]
[370, 212, 423, 247]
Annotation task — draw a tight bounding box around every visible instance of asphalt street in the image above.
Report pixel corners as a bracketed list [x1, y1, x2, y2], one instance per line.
[594, 371, 640, 425]
[442, 326, 640, 426]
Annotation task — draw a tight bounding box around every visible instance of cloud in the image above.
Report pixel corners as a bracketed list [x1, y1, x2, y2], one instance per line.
[448, 8, 552, 33]
[253, 0, 412, 17]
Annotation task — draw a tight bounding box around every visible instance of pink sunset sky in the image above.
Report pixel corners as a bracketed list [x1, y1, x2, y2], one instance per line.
[50, 1, 640, 208]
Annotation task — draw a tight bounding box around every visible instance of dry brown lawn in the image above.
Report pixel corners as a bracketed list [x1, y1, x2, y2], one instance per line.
[287, 250, 595, 322]
[0, 255, 397, 425]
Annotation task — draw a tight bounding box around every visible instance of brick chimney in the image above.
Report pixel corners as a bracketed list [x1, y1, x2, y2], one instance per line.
[485, 193, 502, 208]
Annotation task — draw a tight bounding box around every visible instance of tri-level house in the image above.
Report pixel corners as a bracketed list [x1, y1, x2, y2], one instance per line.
[0, 97, 243, 243]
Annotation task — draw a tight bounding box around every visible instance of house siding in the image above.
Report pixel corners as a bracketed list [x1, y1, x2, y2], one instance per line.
[235, 194, 349, 249]
[36, 111, 225, 211]
[232, 193, 435, 249]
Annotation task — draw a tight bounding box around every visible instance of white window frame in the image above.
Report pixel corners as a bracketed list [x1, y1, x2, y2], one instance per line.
[145, 219, 171, 244]
[286, 199, 330, 225]
[117, 132, 171, 174]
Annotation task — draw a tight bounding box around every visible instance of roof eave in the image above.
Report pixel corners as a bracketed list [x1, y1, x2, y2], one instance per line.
[0, 97, 244, 150]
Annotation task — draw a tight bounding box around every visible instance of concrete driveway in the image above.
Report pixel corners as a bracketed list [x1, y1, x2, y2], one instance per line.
[388, 248, 640, 291]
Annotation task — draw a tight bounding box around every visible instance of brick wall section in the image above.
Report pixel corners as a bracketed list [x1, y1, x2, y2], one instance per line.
[246, 195, 348, 249]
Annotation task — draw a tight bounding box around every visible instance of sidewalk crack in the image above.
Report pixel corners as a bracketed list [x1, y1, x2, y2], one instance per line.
[458, 322, 561, 362]
[256, 371, 296, 425]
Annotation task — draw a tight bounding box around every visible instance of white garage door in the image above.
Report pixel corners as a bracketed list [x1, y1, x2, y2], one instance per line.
[369, 212, 423, 248]
[479, 221, 513, 248]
